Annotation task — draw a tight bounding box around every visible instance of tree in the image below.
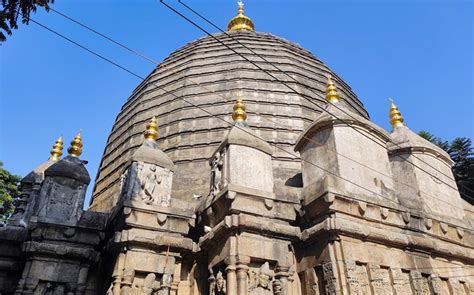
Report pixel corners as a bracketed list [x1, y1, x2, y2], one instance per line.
[0, 161, 21, 222]
[419, 131, 474, 204]
[1, 0, 53, 42]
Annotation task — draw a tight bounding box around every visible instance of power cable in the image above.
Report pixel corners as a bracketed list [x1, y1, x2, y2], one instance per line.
[161, 0, 466, 197]
[46, 6, 474, 209]
[22, 15, 474, 233]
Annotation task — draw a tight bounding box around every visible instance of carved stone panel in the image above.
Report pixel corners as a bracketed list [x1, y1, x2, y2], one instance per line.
[209, 148, 226, 198]
[430, 277, 450, 295]
[248, 262, 273, 295]
[345, 261, 370, 295]
[392, 269, 412, 295]
[368, 265, 392, 295]
[122, 162, 173, 207]
[322, 263, 338, 295]
[410, 271, 431, 295]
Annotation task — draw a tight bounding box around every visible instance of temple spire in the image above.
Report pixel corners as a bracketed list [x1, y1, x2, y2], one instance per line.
[67, 132, 83, 157]
[389, 98, 405, 129]
[232, 94, 248, 124]
[49, 136, 64, 161]
[144, 116, 159, 141]
[227, 1, 255, 32]
[325, 75, 340, 103]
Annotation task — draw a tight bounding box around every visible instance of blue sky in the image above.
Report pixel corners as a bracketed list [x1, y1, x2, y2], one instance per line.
[1, 0, 473, 206]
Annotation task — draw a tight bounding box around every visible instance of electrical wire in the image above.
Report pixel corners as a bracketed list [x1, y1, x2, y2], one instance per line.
[161, 0, 468, 198]
[47, 6, 474, 210]
[22, 15, 474, 233]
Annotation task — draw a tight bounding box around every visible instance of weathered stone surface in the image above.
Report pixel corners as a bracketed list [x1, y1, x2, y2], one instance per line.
[2, 24, 473, 295]
[90, 30, 368, 212]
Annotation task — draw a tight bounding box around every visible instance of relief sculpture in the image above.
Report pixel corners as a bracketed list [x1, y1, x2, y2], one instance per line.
[249, 262, 273, 295]
[210, 149, 225, 197]
[127, 163, 172, 207]
[215, 271, 226, 295]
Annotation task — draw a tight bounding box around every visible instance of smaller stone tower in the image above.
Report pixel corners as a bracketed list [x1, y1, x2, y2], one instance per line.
[13, 133, 107, 294]
[101, 117, 197, 294]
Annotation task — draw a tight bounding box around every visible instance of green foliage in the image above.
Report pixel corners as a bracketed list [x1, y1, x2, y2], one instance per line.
[418, 131, 450, 152]
[0, 161, 21, 221]
[418, 131, 474, 203]
[0, 0, 54, 42]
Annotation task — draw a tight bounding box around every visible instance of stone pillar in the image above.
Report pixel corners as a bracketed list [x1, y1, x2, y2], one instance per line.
[225, 256, 237, 295]
[275, 265, 291, 295]
[170, 261, 181, 295]
[120, 268, 135, 295]
[112, 274, 122, 295]
[236, 256, 250, 295]
[159, 273, 172, 295]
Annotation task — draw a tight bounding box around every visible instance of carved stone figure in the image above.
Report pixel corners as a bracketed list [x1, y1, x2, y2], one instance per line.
[119, 168, 129, 199]
[141, 273, 157, 295]
[215, 271, 226, 295]
[140, 164, 161, 204]
[159, 174, 172, 207]
[253, 262, 273, 295]
[210, 150, 225, 197]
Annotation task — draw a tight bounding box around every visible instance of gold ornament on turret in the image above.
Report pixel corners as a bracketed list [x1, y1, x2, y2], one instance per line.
[49, 136, 64, 161]
[389, 98, 405, 129]
[232, 95, 247, 123]
[67, 132, 83, 157]
[325, 75, 340, 103]
[227, 1, 255, 32]
[144, 116, 159, 141]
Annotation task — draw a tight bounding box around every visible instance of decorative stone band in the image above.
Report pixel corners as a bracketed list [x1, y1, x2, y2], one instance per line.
[22, 241, 99, 262]
[300, 215, 474, 264]
[198, 213, 302, 248]
[114, 228, 198, 252]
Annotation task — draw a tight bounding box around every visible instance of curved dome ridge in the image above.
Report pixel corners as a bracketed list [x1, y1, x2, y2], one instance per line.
[90, 30, 369, 212]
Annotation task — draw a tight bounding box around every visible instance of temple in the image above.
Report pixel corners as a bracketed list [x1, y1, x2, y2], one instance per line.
[0, 2, 472, 294]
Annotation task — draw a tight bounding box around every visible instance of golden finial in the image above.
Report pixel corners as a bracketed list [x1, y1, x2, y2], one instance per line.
[232, 95, 247, 123]
[227, 1, 255, 32]
[389, 98, 405, 129]
[49, 136, 63, 161]
[67, 132, 83, 158]
[325, 75, 340, 103]
[144, 116, 159, 141]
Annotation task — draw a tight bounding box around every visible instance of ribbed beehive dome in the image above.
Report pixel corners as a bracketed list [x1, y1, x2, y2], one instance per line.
[89, 30, 369, 212]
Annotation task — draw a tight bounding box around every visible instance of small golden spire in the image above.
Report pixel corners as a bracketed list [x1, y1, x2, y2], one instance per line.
[49, 136, 63, 161]
[232, 95, 247, 123]
[144, 116, 159, 141]
[325, 74, 340, 103]
[67, 132, 83, 157]
[389, 98, 405, 129]
[227, 1, 255, 32]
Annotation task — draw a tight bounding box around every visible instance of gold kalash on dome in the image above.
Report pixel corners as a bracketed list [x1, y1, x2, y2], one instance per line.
[227, 1, 255, 31]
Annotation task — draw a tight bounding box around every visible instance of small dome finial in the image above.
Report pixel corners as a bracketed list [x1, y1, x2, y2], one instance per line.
[144, 116, 159, 141]
[49, 136, 64, 161]
[67, 132, 83, 158]
[389, 98, 405, 129]
[227, 1, 255, 32]
[325, 74, 340, 103]
[232, 94, 247, 123]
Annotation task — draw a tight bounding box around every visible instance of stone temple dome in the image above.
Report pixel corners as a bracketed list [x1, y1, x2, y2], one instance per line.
[89, 30, 369, 212]
[4, 3, 473, 294]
